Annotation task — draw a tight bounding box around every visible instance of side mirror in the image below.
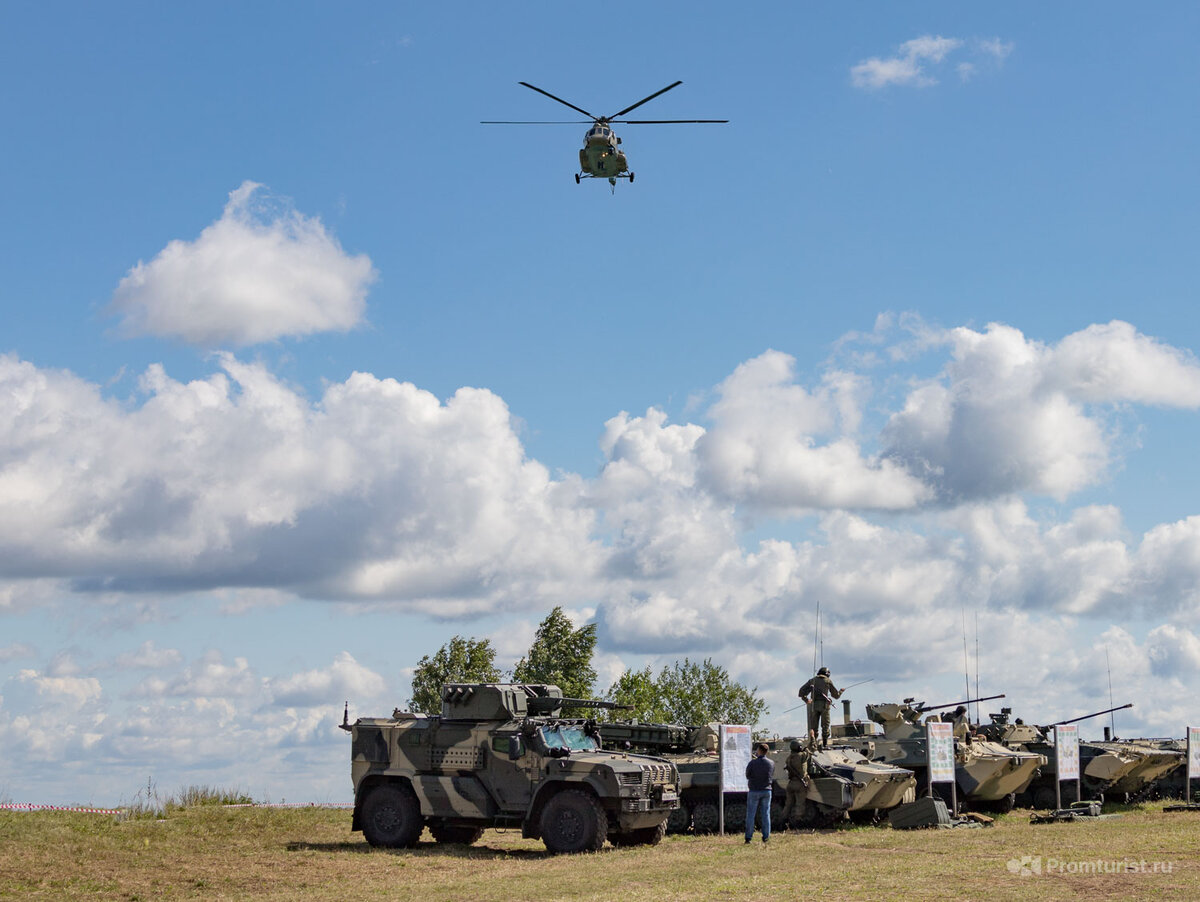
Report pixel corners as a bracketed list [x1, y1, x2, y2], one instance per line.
[508, 736, 525, 760]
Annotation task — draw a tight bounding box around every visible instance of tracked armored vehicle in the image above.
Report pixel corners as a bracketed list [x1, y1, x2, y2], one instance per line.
[598, 721, 915, 831]
[344, 683, 679, 854]
[1133, 739, 1191, 800]
[979, 705, 1182, 806]
[832, 695, 1045, 812]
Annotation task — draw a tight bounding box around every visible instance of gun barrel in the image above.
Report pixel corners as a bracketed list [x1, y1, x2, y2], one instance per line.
[526, 696, 632, 713]
[918, 693, 1006, 713]
[1051, 702, 1133, 726]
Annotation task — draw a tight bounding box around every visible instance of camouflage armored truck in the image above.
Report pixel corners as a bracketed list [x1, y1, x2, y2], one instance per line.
[344, 683, 680, 854]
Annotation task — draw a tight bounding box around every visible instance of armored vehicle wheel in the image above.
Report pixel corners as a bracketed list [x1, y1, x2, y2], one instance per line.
[691, 800, 719, 834]
[361, 783, 424, 848]
[791, 798, 845, 829]
[429, 823, 485, 845]
[540, 789, 608, 854]
[610, 822, 665, 847]
[724, 800, 747, 832]
[666, 804, 692, 834]
[770, 795, 786, 827]
[984, 792, 1016, 814]
[1032, 786, 1057, 810]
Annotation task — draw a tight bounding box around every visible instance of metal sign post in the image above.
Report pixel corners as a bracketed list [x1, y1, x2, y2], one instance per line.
[926, 721, 957, 815]
[718, 724, 751, 836]
[1055, 724, 1080, 809]
[1188, 726, 1200, 805]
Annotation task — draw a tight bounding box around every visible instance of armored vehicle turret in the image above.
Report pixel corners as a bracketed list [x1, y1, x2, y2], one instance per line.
[345, 683, 679, 854]
[831, 694, 1045, 813]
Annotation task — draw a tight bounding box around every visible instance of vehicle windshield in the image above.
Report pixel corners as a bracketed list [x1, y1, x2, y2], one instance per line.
[538, 724, 600, 752]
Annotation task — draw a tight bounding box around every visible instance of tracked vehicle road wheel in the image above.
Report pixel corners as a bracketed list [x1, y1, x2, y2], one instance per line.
[724, 801, 747, 832]
[791, 798, 845, 829]
[691, 800, 719, 833]
[429, 823, 485, 845]
[540, 789, 608, 854]
[610, 822, 665, 847]
[361, 784, 424, 848]
[1033, 786, 1058, 810]
[666, 804, 692, 834]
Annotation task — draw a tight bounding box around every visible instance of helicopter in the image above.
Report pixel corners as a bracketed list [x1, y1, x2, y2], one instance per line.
[482, 81, 727, 188]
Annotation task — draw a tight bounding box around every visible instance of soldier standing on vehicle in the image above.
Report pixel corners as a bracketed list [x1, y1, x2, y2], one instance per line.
[783, 738, 811, 828]
[798, 666, 842, 749]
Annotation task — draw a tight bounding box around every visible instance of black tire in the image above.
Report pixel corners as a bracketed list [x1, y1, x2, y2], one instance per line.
[629, 171, 635, 183]
[540, 789, 608, 854]
[575, 173, 581, 184]
[848, 808, 879, 825]
[428, 823, 485, 845]
[691, 800, 719, 834]
[666, 804, 692, 834]
[610, 822, 666, 847]
[361, 784, 424, 848]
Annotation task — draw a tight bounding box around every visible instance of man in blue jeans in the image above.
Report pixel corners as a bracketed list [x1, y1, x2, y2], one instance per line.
[745, 741, 774, 843]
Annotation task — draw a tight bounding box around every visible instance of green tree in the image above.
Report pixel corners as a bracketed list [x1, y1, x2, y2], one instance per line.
[408, 636, 501, 714]
[513, 606, 597, 699]
[604, 657, 767, 726]
[602, 664, 665, 723]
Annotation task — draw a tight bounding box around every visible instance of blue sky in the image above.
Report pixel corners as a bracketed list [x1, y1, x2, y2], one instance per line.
[2, 3, 1200, 804]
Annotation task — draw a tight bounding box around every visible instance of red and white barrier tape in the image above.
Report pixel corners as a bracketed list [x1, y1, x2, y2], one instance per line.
[2, 802, 352, 813]
[1, 803, 125, 814]
[222, 802, 354, 809]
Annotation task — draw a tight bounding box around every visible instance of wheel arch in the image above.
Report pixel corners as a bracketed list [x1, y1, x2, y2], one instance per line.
[526, 779, 603, 838]
[353, 774, 415, 832]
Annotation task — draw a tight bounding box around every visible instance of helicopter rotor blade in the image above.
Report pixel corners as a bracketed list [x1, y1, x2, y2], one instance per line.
[480, 120, 593, 124]
[615, 119, 730, 124]
[608, 80, 683, 119]
[517, 82, 598, 120]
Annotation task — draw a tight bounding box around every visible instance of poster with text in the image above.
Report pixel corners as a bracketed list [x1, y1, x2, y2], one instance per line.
[1056, 724, 1080, 780]
[1188, 727, 1200, 779]
[926, 721, 956, 784]
[719, 724, 752, 793]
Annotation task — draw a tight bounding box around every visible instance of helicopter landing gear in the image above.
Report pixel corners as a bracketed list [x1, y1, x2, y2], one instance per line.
[629, 172, 634, 182]
[575, 173, 581, 184]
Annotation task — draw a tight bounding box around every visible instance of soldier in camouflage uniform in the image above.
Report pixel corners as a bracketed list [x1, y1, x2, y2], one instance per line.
[783, 738, 812, 828]
[798, 666, 842, 749]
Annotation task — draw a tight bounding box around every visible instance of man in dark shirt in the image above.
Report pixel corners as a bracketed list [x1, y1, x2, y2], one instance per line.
[744, 742, 774, 843]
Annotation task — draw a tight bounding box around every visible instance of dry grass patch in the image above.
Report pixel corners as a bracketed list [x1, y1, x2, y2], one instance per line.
[1, 803, 1197, 901]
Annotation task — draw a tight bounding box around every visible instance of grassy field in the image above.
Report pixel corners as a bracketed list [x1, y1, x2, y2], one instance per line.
[2, 800, 1197, 901]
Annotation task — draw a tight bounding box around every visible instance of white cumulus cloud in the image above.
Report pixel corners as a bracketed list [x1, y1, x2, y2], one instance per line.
[852, 35, 1013, 89]
[109, 181, 376, 347]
